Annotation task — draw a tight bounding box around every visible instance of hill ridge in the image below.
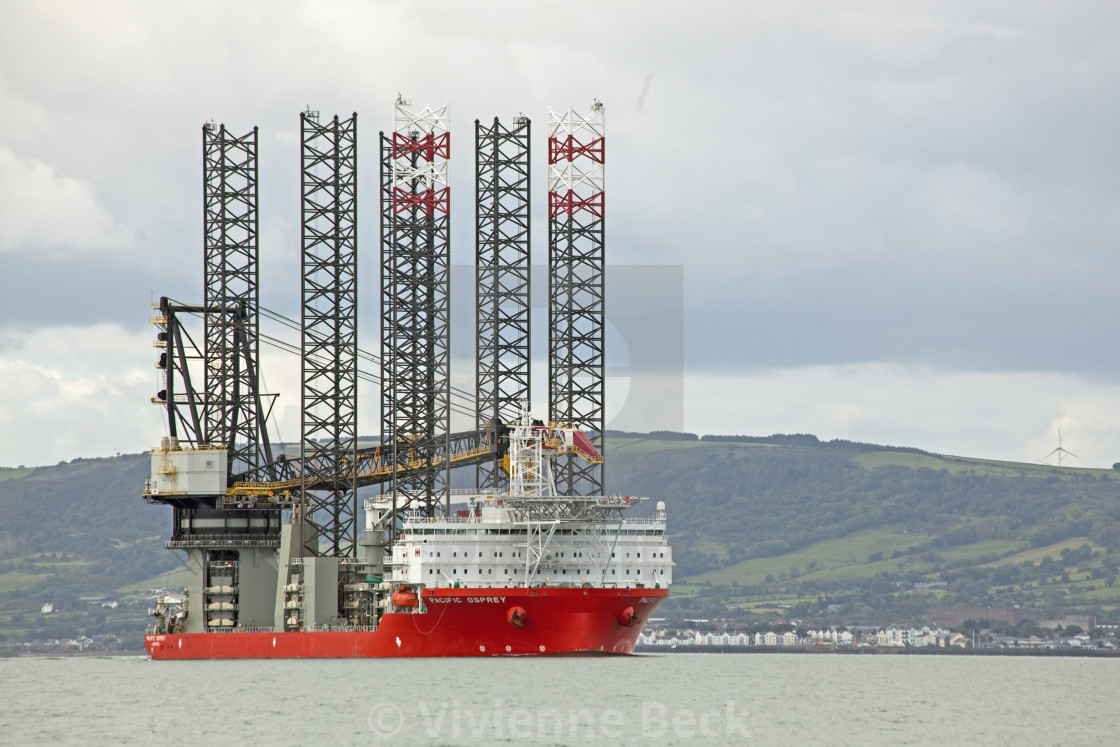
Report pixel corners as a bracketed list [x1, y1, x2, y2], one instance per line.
[1, 432, 1119, 641]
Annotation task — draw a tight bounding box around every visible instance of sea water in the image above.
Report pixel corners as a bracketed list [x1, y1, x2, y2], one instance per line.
[2, 653, 1116, 745]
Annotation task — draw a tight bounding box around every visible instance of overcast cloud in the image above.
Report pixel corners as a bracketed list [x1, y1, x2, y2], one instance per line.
[1, 1, 1118, 468]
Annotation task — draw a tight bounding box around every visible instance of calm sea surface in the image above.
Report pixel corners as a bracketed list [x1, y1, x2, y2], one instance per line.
[2, 653, 1117, 745]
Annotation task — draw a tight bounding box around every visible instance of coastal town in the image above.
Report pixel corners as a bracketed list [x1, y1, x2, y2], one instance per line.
[639, 610, 1119, 652]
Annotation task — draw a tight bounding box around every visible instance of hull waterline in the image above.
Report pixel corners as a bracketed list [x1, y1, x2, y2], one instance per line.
[146, 587, 667, 659]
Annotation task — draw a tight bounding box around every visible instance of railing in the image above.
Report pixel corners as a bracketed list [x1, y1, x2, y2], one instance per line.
[198, 624, 382, 634]
[166, 534, 280, 549]
[403, 516, 486, 525]
[558, 443, 604, 465]
[203, 626, 271, 634]
[148, 443, 227, 454]
[398, 517, 664, 530]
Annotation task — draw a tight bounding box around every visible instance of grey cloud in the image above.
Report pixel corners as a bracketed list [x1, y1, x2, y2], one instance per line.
[0, 1, 1118, 464]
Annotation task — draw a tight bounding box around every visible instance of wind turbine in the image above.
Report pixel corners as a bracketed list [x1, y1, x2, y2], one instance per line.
[1040, 427, 1078, 467]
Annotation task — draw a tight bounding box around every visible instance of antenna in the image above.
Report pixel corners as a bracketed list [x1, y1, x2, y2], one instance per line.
[1040, 426, 1079, 467]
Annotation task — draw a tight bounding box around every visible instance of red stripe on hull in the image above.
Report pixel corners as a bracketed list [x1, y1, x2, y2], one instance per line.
[145, 587, 668, 659]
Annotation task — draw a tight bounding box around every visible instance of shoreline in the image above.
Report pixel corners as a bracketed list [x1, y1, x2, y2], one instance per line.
[0, 650, 147, 659]
[636, 645, 1120, 657]
[6, 648, 1118, 659]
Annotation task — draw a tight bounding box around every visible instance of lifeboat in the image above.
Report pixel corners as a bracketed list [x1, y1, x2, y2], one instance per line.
[391, 587, 419, 608]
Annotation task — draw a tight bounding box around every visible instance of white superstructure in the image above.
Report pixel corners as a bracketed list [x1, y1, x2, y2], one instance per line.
[366, 404, 673, 589]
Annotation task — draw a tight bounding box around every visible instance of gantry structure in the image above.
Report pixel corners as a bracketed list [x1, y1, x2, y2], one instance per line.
[148, 99, 608, 571]
[201, 122, 269, 477]
[299, 110, 359, 557]
[381, 99, 453, 521]
[548, 102, 606, 496]
[475, 114, 532, 491]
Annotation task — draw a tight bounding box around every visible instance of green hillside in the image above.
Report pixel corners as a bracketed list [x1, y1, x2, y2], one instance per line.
[2, 433, 1119, 644]
[607, 433, 1120, 625]
[0, 456, 177, 646]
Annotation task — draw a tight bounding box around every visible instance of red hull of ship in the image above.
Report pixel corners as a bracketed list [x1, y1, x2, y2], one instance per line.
[145, 587, 667, 659]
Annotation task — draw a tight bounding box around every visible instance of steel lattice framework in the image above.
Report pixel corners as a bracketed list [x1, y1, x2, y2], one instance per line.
[475, 116, 531, 490]
[381, 98, 452, 524]
[299, 109, 359, 557]
[547, 101, 606, 496]
[153, 299, 208, 449]
[202, 123, 267, 476]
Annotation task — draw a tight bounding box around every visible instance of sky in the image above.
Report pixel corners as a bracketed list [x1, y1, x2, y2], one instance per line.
[1, 1, 1119, 468]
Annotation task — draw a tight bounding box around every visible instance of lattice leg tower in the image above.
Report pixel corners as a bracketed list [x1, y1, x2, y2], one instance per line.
[381, 98, 452, 522]
[299, 109, 359, 557]
[548, 101, 606, 496]
[475, 115, 531, 491]
[202, 122, 267, 476]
